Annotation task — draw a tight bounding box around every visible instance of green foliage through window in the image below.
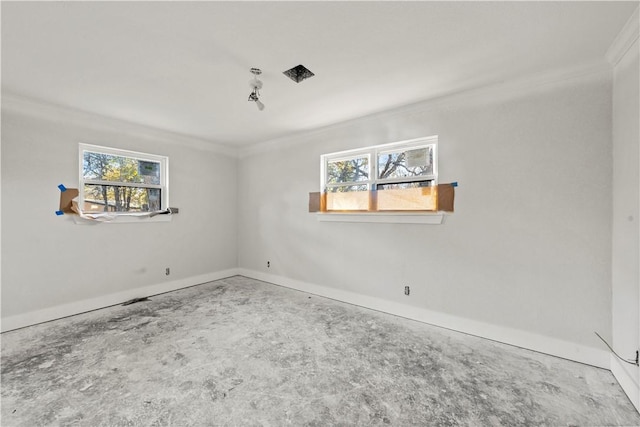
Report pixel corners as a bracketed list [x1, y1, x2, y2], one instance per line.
[80, 145, 167, 214]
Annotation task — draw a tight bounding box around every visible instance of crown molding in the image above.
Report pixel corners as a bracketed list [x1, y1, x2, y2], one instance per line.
[3, 56, 613, 162]
[238, 59, 612, 159]
[1, 92, 239, 158]
[606, 5, 640, 66]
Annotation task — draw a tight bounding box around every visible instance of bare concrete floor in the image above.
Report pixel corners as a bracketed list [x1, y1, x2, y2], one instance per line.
[2, 276, 639, 426]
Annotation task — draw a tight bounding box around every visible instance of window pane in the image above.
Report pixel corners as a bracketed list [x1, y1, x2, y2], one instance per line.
[83, 185, 161, 212]
[83, 152, 161, 185]
[326, 157, 369, 184]
[377, 146, 433, 180]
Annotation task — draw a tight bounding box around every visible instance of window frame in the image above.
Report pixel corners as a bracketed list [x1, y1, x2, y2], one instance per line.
[321, 136, 438, 193]
[78, 143, 170, 217]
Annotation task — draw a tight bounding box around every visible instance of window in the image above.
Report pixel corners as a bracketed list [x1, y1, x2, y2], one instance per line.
[321, 136, 437, 212]
[79, 144, 169, 214]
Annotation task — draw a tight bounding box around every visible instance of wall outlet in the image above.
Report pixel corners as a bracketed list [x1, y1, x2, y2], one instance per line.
[267, 261, 270, 268]
[165, 267, 170, 276]
[404, 286, 410, 296]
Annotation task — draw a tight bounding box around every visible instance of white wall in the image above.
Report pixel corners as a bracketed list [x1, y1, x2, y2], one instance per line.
[1, 63, 619, 371]
[610, 8, 640, 411]
[0, 40, 634, 409]
[1, 96, 238, 331]
[237, 66, 614, 368]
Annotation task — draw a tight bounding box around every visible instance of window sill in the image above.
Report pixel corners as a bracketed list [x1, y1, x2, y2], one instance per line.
[71, 213, 173, 224]
[316, 212, 448, 224]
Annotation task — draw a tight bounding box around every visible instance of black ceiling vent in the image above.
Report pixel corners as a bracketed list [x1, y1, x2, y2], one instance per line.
[283, 64, 315, 83]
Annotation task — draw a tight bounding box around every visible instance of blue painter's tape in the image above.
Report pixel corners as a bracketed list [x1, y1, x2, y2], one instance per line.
[58, 184, 67, 192]
[451, 182, 458, 187]
[55, 210, 64, 216]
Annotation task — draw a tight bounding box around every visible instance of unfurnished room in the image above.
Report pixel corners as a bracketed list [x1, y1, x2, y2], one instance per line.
[1, 1, 639, 426]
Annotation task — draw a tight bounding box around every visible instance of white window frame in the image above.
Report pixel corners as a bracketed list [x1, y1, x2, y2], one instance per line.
[321, 136, 438, 192]
[78, 143, 170, 222]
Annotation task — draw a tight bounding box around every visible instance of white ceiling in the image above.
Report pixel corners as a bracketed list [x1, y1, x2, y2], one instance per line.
[2, 1, 637, 148]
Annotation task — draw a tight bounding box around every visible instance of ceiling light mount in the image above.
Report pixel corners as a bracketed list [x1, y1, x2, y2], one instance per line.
[283, 64, 314, 83]
[248, 68, 264, 111]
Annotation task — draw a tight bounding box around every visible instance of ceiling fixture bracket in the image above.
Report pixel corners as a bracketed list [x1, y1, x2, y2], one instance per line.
[248, 68, 265, 111]
[283, 64, 315, 83]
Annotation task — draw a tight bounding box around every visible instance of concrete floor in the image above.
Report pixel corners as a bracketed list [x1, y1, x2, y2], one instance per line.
[2, 276, 639, 426]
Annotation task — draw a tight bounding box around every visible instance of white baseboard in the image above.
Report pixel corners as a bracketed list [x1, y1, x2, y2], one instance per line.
[238, 268, 610, 370]
[611, 355, 640, 413]
[2, 268, 611, 371]
[1, 268, 241, 333]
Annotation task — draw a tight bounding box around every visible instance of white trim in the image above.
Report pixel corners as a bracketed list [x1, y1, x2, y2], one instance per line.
[2, 268, 613, 370]
[322, 136, 438, 159]
[0, 268, 241, 333]
[238, 60, 611, 159]
[69, 211, 173, 224]
[317, 212, 446, 224]
[1, 62, 610, 162]
[1, 92, 238, 158]
[237, 269, 610, 369]
[606, 6, 640, 66]
[611, 355, 640, 413]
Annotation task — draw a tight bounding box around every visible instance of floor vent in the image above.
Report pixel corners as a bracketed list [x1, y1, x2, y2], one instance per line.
[122, 297, 150, 306]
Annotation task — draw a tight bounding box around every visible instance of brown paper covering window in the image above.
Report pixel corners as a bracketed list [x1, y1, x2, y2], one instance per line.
[309, 184, 454, 213]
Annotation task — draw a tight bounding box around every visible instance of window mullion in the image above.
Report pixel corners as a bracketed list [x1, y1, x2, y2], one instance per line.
[83, 179, 162, 189]
[326, 181, 366, 189]
[371, 149, 378, 190]
[376, 176, 436, 186]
